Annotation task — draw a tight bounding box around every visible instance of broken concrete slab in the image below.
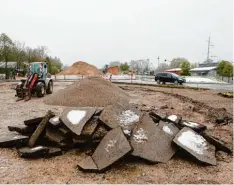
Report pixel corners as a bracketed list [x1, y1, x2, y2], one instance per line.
[0, 133, 29, 148]
[24, 117, 43, 127]
[72, 136, 89, 144]
[92, 125, 109, 141]
[149, 111, 167, 123]
[28, 110, 55, 147]
[99, 104, 140, 131]
[166, 115, 182, 127]
[47, 147, 62, 157]
[17, 146, 49, 158]
[180, 120, 207, 132]
[173, 127, 216, 165]
[49, 116, 61, 127]
[78, 156, 98, 172]
[92, 127, 132, 171]
[59, 126, 71, 136]
[201, 131, 232, 154]
[60, 107, 96, 136]
[94, 107, 104, 116]
[80, 116, 99, 138]
[45, 127, 67, 144]
[158, 121, 180, 138]
[8, 125, 35, 136]
[130, 114, 178, 163]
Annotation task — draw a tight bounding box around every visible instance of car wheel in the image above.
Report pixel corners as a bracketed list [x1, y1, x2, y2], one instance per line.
[46, 81, 53, 94]
[162, 82, 166, 85]
[179, 82, 183, 85]
[36, 83, 45, 97]
[174, 80, 178, 85]
[156, 79, 160, 84]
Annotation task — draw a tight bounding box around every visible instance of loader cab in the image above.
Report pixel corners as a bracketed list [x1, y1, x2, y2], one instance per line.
[29, 62, 48, 79]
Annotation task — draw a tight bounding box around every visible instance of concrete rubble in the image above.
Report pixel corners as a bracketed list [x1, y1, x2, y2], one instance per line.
[0, 105, 232, 172]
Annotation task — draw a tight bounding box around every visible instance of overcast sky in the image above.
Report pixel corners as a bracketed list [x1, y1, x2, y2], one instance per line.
[0, 0, 233, 68]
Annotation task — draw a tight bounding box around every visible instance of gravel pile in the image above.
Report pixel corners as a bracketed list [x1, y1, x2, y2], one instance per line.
[59, 61, 103, 76]
[44, 77, 130, 107]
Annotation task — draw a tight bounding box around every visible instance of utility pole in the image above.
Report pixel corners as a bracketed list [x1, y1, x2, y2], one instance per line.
[157, 56, 160, 67]
[206, 36, 214, 63]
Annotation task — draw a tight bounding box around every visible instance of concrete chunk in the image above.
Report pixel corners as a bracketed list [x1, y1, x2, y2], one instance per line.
[99, 104, 140, 131]
[8, 125, 35, 135]
[28, 110, 55, 147]
[60, 107, 96, 136]
[24, 117, 43, 127]
[81, 116, 99, 137]
[180, 120, 207, 132]
[45, 127, 67, 144]
[78, 156, 98, 172]
[201, 131, 232, 154]
[17, 146, 49, 158]
[0, 133, 29, 147]
[173, 127, 216, 165]
[130, 114, 178, 163]
[166, 115, 182, 126]
[49, 116, 61, 127]
[92, 127, 132, 171]
[47, 147, 62, 157]
[92, 125, 109, 141]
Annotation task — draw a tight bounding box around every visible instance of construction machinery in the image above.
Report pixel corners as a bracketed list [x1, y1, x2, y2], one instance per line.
[15, 62, 53, 101]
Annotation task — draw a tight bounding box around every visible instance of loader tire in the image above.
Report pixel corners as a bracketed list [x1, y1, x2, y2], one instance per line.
[46, 81, 53, 94]
[36, 83, 45, 97]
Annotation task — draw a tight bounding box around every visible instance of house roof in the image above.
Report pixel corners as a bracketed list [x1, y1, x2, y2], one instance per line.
[165, 68, 181, 72]
[190, 66, 216, 72]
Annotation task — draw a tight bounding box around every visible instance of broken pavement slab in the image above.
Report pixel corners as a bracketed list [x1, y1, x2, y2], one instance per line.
[28, 110, 55, 147]
[173, 127, 216, 165]
[8, 125, 35, 135]
[0, 133, 29, 147]
[78, 156, 98, 172]
[17, 146, 49, 158]
[130, 113, 178, 163]
[92, 127, 132, 171]
[99, 103, 140, 130]
[158, 121, 180, 138]
[60, 107, 96, 136]
[179, 120, 207, 133]
[166, 115, 182, 127]
[45, 127, 68, 144]
[24, 117, 44, 127]
[47, 147, 62, 157]
[49, 116, 61, 127]
[149, 111, 167, 123]
[80, 116, 99, 138]
[201, 131, 232, 154]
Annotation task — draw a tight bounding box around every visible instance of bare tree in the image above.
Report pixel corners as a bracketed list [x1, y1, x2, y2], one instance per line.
[0, 33, 13, 79]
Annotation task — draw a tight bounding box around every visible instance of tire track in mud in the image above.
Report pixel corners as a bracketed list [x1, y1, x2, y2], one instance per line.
[120, 85, 233, 124]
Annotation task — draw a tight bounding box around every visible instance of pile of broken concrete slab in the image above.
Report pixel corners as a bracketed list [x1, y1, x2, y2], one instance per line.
[0, 103, 232, 172]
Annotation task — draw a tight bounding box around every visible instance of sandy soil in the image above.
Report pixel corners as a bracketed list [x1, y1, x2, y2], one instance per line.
[0, 82, 233, 184]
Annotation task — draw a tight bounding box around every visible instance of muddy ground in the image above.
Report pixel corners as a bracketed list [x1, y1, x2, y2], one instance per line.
[0, 82, 233, 184]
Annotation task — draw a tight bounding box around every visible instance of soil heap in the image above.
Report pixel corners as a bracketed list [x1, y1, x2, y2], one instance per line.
[59, 61, 103, 76]
[44, 77, 130, 107]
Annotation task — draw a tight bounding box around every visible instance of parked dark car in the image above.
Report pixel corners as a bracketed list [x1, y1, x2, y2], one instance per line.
[155, 72, 186, 85]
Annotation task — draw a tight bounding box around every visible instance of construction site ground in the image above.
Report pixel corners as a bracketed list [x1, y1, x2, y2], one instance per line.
[0, 81, 232, 184]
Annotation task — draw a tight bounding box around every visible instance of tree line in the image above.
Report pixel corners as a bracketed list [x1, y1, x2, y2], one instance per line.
[103, 57, 233, 78]
[0, 33, 63, 79]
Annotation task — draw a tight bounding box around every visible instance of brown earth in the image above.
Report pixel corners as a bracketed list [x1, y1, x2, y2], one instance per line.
[59, 61, 103, 76]
[0, 82, 233, 184]
[44, 77, 130, 107]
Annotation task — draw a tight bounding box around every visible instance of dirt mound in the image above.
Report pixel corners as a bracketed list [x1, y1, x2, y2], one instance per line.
[44, 77, 130, 107]
[59, 61, 103, 76]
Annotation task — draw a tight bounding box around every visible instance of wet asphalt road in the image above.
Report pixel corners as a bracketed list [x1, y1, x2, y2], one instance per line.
[0, 79, 233, 92]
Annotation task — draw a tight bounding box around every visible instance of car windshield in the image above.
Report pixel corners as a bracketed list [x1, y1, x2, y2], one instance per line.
[171, 73, 181, 78]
